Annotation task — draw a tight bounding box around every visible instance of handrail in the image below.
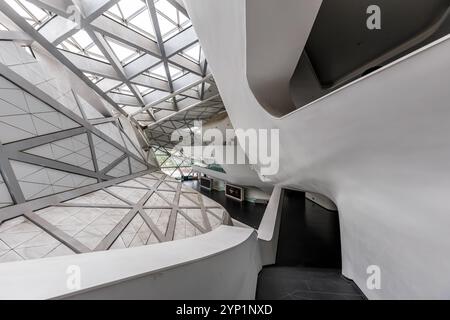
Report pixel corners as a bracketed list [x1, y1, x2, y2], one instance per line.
[257, 186, 284, 265]
[0, 226, 260, 300]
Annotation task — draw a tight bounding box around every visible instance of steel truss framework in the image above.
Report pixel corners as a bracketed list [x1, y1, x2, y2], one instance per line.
[152, 145, 194, 178]
[0, 0, 232, 264]
[0, 0, 225, 133]
[0, 43, 230, 259]
[146, 94, 226, 178]
[145, 92, 225, 148]
[0, 58, 152, 212]
[0, 170, 230, 262]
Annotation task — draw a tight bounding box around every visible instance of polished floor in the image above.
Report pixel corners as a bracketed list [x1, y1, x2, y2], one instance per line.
[182, 180, 266, 229]
[276, 189, 342, 268]
[257, 189, 365, 300]
[257, 267, 365, 300]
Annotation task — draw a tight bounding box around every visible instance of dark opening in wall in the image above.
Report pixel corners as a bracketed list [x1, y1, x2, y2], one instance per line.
[276, 189, 341, 268]
[290, 0, 450, 109]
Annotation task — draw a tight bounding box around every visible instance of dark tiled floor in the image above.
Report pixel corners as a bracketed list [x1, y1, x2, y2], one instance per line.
[256, 189, 365, 300]
[183, 181, 364, 300]
[182, 180, 266, 229]
[276, 189, 342, 268]
[256, 267, 365, 300]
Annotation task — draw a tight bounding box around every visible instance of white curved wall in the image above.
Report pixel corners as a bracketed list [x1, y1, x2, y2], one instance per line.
[184, 0, 450, 299]
[245, 0, 322, 116]
[0, 226, 261, 300]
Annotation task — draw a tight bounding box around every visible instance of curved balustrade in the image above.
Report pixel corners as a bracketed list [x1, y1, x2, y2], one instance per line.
[0, 226, 261, 300]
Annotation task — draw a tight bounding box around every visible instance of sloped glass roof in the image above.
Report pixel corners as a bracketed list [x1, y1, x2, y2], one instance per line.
[106, 38, 141, 64]
[1, 0, 226, 150]
[128, 9, 156, 38]
[182, 42, 202, 63]
[154, 0, 191, 40]
[135, 85, 154, 96]
[58, 29, 109, 63]
[5, 0, 52, 29]
[152, 146, 194, 179]
[105, 0, 153, 39]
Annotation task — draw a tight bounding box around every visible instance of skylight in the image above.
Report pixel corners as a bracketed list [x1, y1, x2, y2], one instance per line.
[148, 63, 186, 81]
[155, 0, 190, 40]
[182, 42, 202, 63]
[113, 83, 134, 96]
[87, 45, 105, 58]
[151, 145, 194, 179]
[107, 4, 122, 18]
[59, 30, 109, 63]
[118, 0, 145, 18]
[168, 64, 185, 79]
[72, 29, 93, 48]
[136, 85, 154, 96]
[155, 0, 178, 22]
[3, 0, 221, 129]
[105, 0, 156, 40]
[106, 38, 140, 64]
[149, 63, 168, 80]
[5, 0, 52, 29]
[84, 72, 104, 84]
[129, 10, 156, 38]
[104, 0, 191, 41]
[157, 13, 176, 36]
